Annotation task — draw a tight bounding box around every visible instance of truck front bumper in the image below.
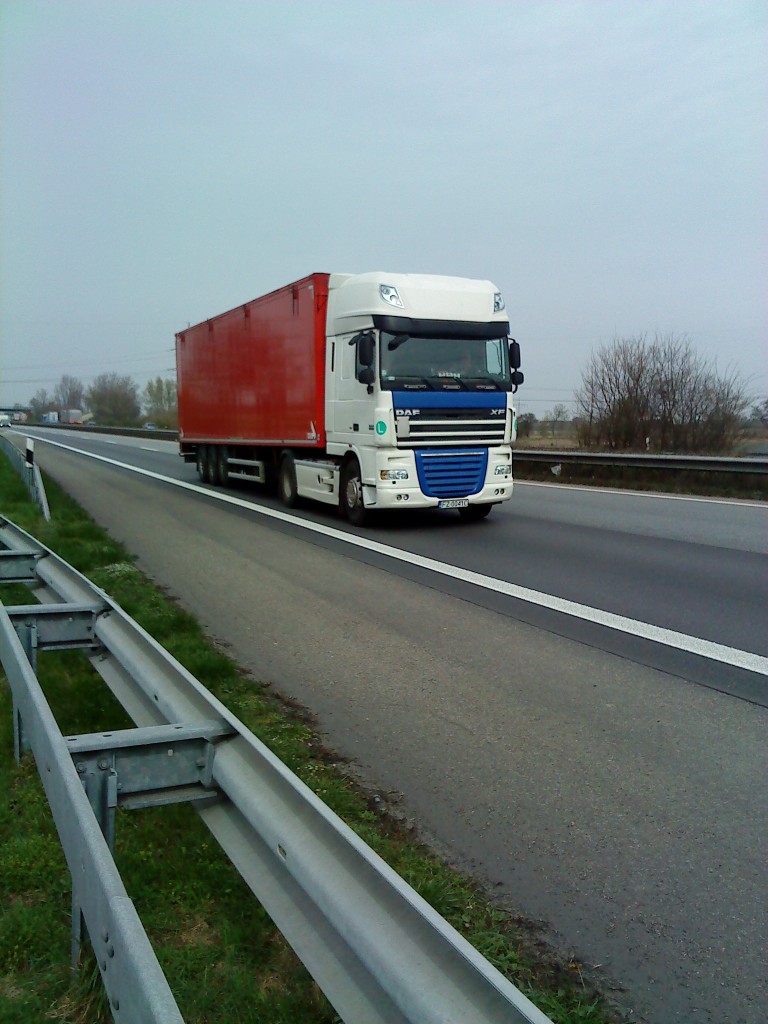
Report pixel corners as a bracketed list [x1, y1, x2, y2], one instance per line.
[366, 446, 514, 510]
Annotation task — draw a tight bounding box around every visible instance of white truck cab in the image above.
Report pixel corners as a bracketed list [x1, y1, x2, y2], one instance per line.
[321, 272, 522, 524]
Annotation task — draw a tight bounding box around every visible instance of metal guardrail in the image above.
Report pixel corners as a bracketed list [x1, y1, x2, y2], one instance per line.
[19, 422, 177, 441]
[0, 433, 51, 519]
[0, 515, 552, 1024]
[513, 449, 768, 475]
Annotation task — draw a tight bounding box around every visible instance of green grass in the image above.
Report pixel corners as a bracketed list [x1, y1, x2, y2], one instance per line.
[0, 454, 625, 1023]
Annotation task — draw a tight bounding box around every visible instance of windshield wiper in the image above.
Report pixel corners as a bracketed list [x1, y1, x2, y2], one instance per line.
[431, 374, 469, 390]
[392, 376, 437, 390]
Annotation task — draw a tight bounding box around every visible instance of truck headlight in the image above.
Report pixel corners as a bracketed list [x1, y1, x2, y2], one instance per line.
[494, 464, 512, 477]
[380, 284, 404, 309]
[380, 469, 409, 480]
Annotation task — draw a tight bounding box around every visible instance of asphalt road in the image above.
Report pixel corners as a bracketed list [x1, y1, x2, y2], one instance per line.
[7, 428, 768, 1024]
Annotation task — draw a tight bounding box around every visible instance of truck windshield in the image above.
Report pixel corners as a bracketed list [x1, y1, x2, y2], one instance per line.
[379, 332, 510, 392]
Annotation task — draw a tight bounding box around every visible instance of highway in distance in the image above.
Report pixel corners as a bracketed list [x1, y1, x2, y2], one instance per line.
[11, 428, 768, 1024]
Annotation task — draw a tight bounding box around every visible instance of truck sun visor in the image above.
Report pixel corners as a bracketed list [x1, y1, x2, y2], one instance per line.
[372, 315, 509, 339]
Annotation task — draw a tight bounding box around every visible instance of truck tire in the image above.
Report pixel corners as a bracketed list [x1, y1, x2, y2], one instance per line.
[278, 454, 299, 508]
[206, 445, 219, 486]
[458, 503, 493, 522]
[217, 446, 230, 486]
[198, 445, 214, 484]
[340, 458, 367, 527]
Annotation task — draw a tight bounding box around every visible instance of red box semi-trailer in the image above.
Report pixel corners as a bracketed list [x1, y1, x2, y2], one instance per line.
[176, 273, 329, 454]
[177, 270, 522, 525]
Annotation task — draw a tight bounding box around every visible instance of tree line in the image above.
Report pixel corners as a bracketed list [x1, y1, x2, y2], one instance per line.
[519, 334, 763, 454]
[27, 374, 177, 429]
[574, 334, 754, 453]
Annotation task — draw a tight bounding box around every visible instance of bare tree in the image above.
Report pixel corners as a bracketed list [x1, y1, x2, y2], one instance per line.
[749, 398, 768, 425]
[28, 388, 54, 420]
[53, 374, 85, 411]
[550, 403, 570, 439]
[86, 373, 140, 426]
[517, 412, 537, 438]
[575, 334, 750, 453]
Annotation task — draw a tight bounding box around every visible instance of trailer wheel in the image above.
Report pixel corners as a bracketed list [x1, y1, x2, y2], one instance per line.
[205, 445, 219, 486]
[340, 458, 367, 527]
[217, 446, 230, 486]
[278, 454, 298, 508]
[198, 445, 213, 484]
[196, 446, 206, 481]
[458, 504, 493, 522]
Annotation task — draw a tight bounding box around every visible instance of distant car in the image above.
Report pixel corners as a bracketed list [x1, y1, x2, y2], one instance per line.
[0, 416, 11, 428]
[143, 422, 158, 430]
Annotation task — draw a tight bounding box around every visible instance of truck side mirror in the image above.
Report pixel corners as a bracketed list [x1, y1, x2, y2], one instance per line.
[358, 332, 375, 368]
[510, 369, 524, 392]
[353, 331, 376, 391]
[509, 339, 521, 370]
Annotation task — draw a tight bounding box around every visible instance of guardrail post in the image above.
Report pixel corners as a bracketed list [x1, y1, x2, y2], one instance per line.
[12, 620, 37, 762]
[13, 699, 27, 762]
[77, 759, 119, 852]
[19, 618, 38, 672]
[71, 888, 86, 970]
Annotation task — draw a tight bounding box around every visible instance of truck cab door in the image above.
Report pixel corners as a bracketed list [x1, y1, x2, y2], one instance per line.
[327, 332, 375, 446]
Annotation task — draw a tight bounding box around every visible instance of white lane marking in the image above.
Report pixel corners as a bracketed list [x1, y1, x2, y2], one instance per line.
[28, 435, 768, 678]
[139, 446, 162, 452]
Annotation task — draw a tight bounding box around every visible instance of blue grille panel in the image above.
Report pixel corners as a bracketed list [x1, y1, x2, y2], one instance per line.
[415, 449, 488, 498]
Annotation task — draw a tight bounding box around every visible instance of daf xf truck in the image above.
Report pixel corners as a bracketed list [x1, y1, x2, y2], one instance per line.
[176, 271, 523, 525]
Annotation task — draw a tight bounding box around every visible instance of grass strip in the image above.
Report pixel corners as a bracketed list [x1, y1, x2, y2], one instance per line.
[0, 453, 625, 1023]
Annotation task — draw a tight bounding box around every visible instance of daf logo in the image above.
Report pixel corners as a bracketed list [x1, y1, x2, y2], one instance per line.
[395, 409, 419, 416]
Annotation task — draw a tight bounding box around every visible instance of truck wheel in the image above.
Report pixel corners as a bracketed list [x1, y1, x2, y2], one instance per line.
[458, 504, 493, 522]
[198, 445, 213, 484]
[340, 458, 367, 527]
[206, 445, 220, 486]
[278, 454, 299, 508]
[217, 446, 230, 486]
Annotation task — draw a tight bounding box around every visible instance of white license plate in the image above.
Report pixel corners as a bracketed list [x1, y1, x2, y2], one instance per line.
[438, 498, 469, 509]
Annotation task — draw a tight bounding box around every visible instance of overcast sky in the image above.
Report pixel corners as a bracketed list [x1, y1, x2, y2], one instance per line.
[1, 0, 765, 416]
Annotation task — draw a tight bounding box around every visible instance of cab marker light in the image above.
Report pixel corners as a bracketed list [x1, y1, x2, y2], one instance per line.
[380, 284, 404, 308]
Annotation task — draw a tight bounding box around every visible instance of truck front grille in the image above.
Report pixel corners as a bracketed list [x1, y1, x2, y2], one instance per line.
[415, 449, 488, 498]
[395, 408, 506, 447]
